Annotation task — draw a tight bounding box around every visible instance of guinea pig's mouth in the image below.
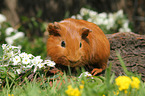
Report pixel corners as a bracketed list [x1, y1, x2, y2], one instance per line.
[69, 60, 79, 64]
[68, 57, 84, 67]
[57, 56, 82, 67]
[68, 60, 80, 67]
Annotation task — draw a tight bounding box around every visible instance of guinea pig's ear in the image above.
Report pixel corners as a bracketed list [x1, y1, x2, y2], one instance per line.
[81, 28, 92, 39]
[47, 22, 60, 36]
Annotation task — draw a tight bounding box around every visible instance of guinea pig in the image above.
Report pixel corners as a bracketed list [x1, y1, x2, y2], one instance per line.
[47, 18, 110, 75]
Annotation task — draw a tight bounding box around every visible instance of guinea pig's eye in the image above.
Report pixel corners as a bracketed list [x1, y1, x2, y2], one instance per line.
[80, 42, 82, 48]
[61, 41, 65, 47]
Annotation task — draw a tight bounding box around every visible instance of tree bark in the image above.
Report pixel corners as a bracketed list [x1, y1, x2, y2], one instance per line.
[107, 32, 145, 81]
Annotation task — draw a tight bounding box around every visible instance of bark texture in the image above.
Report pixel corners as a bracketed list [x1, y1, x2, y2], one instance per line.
[107, 32, 145, 81]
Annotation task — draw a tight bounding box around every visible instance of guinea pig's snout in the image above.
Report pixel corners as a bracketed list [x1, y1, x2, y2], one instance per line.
[67, 51, 81, 65]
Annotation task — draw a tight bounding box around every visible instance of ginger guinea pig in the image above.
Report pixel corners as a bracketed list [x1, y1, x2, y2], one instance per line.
[47, 18, 110, 75]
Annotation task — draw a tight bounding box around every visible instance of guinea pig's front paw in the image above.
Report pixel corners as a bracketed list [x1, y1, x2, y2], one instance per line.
[91, 68, 103, 76]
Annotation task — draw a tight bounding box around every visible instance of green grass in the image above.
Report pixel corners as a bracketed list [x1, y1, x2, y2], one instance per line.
[0, 53, 145, 96]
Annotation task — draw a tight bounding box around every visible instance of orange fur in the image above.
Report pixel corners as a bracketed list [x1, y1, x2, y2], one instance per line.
[47, 18, 110, 74]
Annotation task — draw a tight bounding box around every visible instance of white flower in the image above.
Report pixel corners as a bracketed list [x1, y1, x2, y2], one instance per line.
[44, 60, 56, 67]
[80, 8, 89, 16]
[23, 65, 33, 69]
[5, 37, 14, 45]
[13, 56, 21, 65]
[126, 28, 131, 32]
[33, 66, 37, 73]
[44, 60, 51, 64]
[7, 51, 14, 57]
[11, 45, 21, 50]
[103, 19, 109, 25]
[78, 72, 93, 78]
[47, 61, 56, 67]
[71, 15, 76, 19]
[119, 28, 124, 32]
[98, 12, 107, 19]
[6, 45, 13, 51]
[108, 13, 116, 21]
[116, 9, 123, 18]
[37, 59, 43, 64]
[35, 56, 41, 59]
[16, 69, 22, 74]
[2, 44, 7, 49]
[31, 59, 37, 65]
[89, 10, 97, 18]
[96, 17, 104, 25]
[5, 27, 15, 36]
[106, 17, 115, 29]
[10, 32, 25, 41]
[11, 32, 25, 40]
[87, 18, 92, 22]
[22, 57, 30, 64]
[32, 56, 43, 65]
[123, 20, 129, 28]
[108, 13, 114, 18]
[0, 14, 6, 24]
[5, 31, 25, 44]
[76, 14, 83, 20]
[19, 52, 27, 58]
[37, 63, 45, 68]
[27, 54, 33, 58]
[119, 27, 131, 32]
[11, 46, 21, 54]
[119, 20, 131, 32]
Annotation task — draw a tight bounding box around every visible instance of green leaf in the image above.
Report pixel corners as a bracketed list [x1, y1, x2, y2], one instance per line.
[105, 62, 112, 87]
[0, 74, 6, 79]
[22, 69, 32, 79]
[36, 10, 42, 17]
[98, 76, 106, 82]
[110, 73, 115, 84]
[0, 67, 7, 72]
[8, 72, 16, 79]
[0, 45, 3, 59]
[21, 16, 29, 22]
[93, 76, 103, 84]
[116, 51, 134, 76]
[49, 74, 60, 80]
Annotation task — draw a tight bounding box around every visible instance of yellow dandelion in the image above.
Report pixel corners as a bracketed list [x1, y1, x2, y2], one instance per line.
[115, 76, 141, 94]
[131, 76, 140, 89]
[124, 90, 128, 94]
[65, 85, 81, 96]
[79, 85, 84, 89]
[8, 94, 14, 96]
[81, 80, 85, 85]
[114, 90, 119, 95]
[115, 76, 132, 91]
[67, 85, 73, 89]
